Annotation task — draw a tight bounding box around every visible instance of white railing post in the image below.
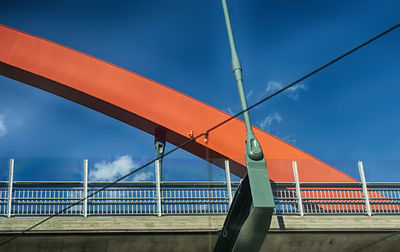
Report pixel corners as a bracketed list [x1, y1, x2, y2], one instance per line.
[7, 159, 14, 218]
[292, 161, 304, 216]
[358, 161, 372, 216]
[155, 158, 162, 217]
[83, 159, 88, 218]
[224, 159, 233, 206]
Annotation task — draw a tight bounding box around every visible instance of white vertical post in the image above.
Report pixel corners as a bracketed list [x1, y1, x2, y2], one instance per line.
[292, 161, 304, 216]
[83, 159, 88, 218]
[7, 159, 14, 218]
[224, 159, 233, 206]
[358, 161, 372, 216]
[155, 158, 162, 217]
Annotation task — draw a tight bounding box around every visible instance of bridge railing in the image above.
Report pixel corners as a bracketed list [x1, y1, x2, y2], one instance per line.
[1, 159, 399, 217]
[0, 181, 399, 217]
[272, 182, 400, 215]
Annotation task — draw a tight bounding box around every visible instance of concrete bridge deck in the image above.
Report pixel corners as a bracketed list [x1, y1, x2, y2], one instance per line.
[0, 216, 399, 251]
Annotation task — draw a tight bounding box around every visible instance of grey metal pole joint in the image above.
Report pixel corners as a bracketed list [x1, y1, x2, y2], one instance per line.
[246, 134, 263, 160]
[233, 68, 242, 82]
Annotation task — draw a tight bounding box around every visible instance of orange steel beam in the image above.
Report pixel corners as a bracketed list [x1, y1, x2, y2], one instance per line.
[0, 25, 356, 182]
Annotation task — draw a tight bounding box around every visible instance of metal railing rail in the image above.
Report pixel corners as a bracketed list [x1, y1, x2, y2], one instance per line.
[0, 159, 399, 217]
[0, 181, 398, 217]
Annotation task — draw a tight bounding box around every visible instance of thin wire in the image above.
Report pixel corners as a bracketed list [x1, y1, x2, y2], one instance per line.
[206, 23, 400, 134]
[0, 136, 200, 247]
[0, 22, 398, 248]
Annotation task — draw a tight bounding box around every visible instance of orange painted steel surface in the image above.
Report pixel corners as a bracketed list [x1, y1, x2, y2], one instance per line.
[0, 25, 356, 183]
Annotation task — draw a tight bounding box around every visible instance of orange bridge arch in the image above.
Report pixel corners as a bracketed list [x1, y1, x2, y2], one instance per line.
[0, 25, 356, 183]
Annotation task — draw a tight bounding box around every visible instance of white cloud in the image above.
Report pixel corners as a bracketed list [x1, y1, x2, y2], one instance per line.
[225, 107, 235, 115]
[90, 155, 139, 181]
[246, 90, 254, 99]
[262, 81, 283, 95]
[286, 84, 307, 100]
[224, 106, 243, 116]
[0, 114, 6, 137]
[259, 81, 307, 100]
[282, 135, 297, 145]
[132, 171, 154, 182]
[259, 112, 283, 131]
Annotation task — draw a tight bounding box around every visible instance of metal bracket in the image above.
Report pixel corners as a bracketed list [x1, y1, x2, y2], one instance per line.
[214, 155, 274, 251]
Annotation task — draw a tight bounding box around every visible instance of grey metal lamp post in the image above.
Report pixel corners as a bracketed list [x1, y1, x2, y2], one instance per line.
[214, 1, 275, 251]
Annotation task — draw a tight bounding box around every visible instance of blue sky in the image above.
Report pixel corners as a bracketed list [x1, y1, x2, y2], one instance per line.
[0, 0, 399, 182]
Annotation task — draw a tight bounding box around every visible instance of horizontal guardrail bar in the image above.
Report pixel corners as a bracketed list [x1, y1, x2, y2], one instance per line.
[6, 181, 398, 188]
[0, 181, 242, 188]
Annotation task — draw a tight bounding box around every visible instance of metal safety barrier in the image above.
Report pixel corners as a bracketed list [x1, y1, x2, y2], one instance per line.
[0, 181, 399, 217]
[0, 159, 399, 217]
[0, 181, 239, 217]
[272, 182, 400, 215]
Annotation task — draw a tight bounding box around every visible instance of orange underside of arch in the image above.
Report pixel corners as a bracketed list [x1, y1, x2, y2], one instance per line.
[0, 25, 356, 183]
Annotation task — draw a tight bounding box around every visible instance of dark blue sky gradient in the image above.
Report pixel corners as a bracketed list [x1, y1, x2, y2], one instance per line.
[0, 0, 399, 182]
